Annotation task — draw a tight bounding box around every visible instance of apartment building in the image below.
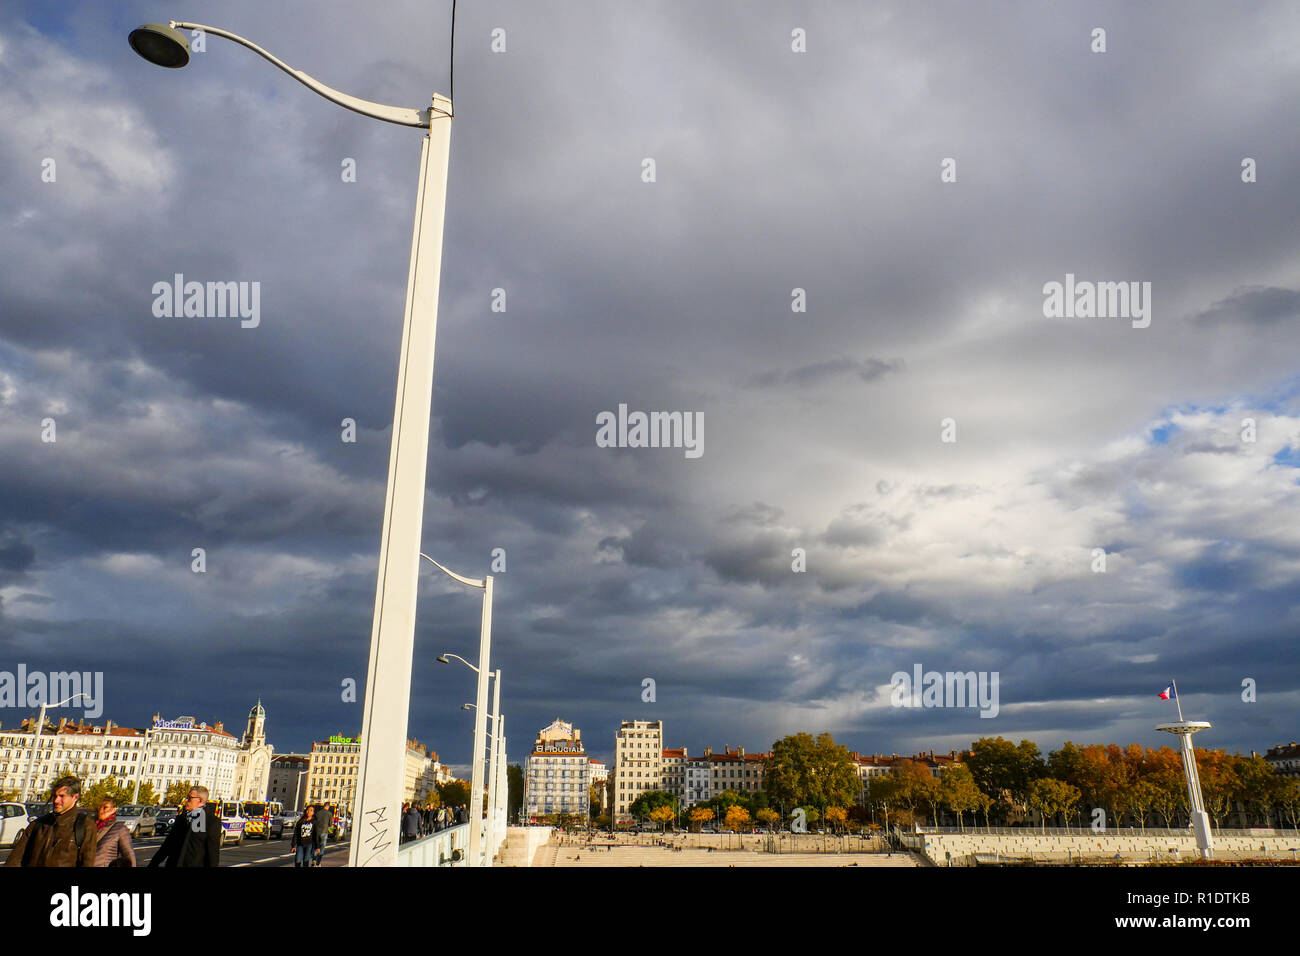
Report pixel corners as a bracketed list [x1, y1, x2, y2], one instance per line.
[611, 719, 663, 823]
[524, 719, 590, 820]
[306, 735, 360, 812]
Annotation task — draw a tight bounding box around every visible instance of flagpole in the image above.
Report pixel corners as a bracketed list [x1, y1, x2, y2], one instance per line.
[1172, 678, 1184, 721]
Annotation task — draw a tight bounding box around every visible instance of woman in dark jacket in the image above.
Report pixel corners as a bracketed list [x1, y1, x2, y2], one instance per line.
[290, 805, 320, 867]
[93, 797, 136, 867]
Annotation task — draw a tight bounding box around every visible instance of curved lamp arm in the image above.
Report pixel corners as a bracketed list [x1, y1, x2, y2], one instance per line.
[172, 20, 446, 127]
[419, 553, 484, 589]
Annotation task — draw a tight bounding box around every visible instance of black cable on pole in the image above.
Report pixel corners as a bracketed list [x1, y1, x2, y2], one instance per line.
[450, 0, 456, 109]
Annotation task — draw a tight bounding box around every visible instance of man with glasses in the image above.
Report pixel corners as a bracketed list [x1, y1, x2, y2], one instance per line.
[148, 786, 221, 867]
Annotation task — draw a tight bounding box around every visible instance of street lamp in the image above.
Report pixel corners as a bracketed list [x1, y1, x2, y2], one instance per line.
[424, 554, 494, 866]
[128, 18, 452, 868]
[18, 695, 89, 803]
[294, 768, 310, 813]
[454, 665, 503, 864]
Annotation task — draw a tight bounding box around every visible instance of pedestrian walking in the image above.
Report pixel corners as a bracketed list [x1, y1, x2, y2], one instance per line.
[148, 786, 220, 867]
[93, 796, 136, 867]
[312, 804, 329, 866]
[4, 776, 97, 867]
[402, 803, 420, 843]
[290, 805, 320, 867]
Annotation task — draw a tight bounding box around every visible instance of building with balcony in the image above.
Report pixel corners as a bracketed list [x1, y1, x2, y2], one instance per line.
[611, 719, 663, 824]
[524, 719, 590, 820]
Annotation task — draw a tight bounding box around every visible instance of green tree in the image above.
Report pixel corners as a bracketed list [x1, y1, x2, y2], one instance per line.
[967, 738, 1043, 823]
[764, 732, 860, 811]
[1235, 754, 1283, 827]
[163, 781, 196, 807]
[437, 779, 471, 809]
[507, 764, 524, 823]
[937, 763, 985, 832]
[1028, 777, 1080, 832]
[1117, 778, 1159, 832]
[1277, 778, 1300, 829]
[628, 790, 677, 820]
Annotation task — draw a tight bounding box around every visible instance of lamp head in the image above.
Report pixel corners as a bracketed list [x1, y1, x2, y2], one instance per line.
[462, 704, 473, 711]
[129, 23, 191, 68]
[436, 655, 450, 664]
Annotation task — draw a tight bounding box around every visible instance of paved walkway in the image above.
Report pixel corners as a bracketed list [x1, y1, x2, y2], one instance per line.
[539, 844, 921, 867]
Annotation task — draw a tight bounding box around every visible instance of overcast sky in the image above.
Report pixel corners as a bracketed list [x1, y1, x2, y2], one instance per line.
[2, 0, 1299, 771]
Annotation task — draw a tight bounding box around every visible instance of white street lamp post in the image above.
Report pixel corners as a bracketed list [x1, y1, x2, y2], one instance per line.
[128, 20, 453, 867]
[427, 554, 494, 866]
[19, 695, 89, 803]
[294, 768, 310, 812]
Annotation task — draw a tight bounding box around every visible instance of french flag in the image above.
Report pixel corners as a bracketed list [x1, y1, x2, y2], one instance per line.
[1159, 686, 1176, 700]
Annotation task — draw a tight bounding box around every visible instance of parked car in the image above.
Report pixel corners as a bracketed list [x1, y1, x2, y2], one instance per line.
[267, 813, 286, 839]
[116, 805, 156, 838]
[153, 807, 181, 837]
[25, 802, 51, 823]
[1, 801, 29, 848]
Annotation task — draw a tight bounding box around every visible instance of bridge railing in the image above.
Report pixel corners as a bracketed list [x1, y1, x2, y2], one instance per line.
[393, 809, 509, 867]
[395, 822, 471, 867]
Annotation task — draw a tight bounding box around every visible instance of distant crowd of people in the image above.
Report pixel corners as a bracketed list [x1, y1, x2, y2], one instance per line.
[400, 802, 469, 842]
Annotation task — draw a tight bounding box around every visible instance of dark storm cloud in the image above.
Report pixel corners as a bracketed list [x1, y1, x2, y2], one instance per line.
[749, 357, 902, 389]
[1, 0, 1299, 766]
[1194, 286, 1300, 327]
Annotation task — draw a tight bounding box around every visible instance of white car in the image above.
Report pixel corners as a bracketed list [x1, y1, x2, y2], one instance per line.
[1, 801, 29, 848]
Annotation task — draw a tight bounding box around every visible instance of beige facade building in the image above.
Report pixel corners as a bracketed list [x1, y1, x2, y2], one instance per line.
[611, 719, 663, 823]
[524, 719, 590, 820]
[405, 739, 441, 803]
[306, 735, 360, 811]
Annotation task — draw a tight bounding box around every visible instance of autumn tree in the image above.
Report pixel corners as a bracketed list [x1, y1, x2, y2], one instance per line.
[724, 805, 751, 832]
[937, 763, 985, 832]
[649, 805, 675, 831]
[755, 807, 780, 831]
[824, 806, 848, 832]
[688, 807, 714, 831]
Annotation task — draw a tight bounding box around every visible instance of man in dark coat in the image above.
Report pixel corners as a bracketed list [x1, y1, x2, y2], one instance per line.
[148, 787, 221, 867]
[4, 776, 97, 867]
[311, 804, 330, 865]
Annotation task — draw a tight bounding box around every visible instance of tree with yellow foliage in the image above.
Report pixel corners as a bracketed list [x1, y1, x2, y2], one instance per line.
[723, 805, 751, 832]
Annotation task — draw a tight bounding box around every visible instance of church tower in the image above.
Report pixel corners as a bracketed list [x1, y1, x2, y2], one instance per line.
[243, 699, 267, 749]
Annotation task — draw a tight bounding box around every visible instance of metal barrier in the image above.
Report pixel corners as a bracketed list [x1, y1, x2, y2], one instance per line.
[395, 822, 471, 867]
[393, 810, 509, 867]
